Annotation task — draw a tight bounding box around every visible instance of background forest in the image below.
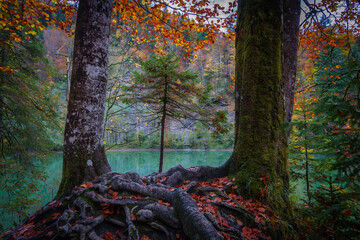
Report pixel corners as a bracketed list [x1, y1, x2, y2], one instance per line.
[0, 0, 359, 239]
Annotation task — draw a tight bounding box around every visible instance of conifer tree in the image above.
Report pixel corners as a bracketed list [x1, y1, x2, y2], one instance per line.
[123, 53, 229, 172]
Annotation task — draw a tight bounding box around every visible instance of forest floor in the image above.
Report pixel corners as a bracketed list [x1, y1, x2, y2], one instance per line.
[0, 165, 284, 240]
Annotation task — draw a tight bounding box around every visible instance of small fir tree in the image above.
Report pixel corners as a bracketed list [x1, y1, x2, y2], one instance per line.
[122, 53, 229, 172]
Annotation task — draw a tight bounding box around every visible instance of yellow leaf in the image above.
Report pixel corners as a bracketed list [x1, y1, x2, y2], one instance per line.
[28, 31, 37, 35]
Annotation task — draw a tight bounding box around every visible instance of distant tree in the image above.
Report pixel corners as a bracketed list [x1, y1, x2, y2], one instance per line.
[291, 38, 360, 238]
[123, 53, 230, 172]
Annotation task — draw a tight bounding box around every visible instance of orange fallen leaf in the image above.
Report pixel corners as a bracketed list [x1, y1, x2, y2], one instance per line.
[258, 207, 266, 213]
[158, 200, 171, 206]
[103, 232, 116, 240]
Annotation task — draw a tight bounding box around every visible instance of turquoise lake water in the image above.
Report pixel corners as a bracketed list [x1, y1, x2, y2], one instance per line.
[0, 150, 231, 229]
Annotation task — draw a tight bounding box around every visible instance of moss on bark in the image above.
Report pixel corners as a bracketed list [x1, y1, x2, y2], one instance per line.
[230, 0, 292, 218]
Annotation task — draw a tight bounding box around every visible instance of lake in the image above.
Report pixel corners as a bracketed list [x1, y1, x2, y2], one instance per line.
[0, 150, 231, 229]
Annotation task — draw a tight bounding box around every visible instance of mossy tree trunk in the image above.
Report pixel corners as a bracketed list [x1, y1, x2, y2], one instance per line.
[57, 0, 113, 198]
[229, 0, 300, 214]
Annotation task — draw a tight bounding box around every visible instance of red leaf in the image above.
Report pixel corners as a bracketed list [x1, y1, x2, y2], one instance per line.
[103, 232, 116, 240]
[15, 223, 35, 238]
[44, 212, 61, 222]
[222, 232, 231, 240]
[344, 209, 352, 216]
[158, 200, 171, 206]
[45, 230, 54, 237]
[85, 182, 94, 187]
[55, 201, 62, 208]
[258, 207, 266, 213]
[112, 191, 119, 199]
[48, 200, 57, 206]
[216, 216, 231, 228]
[141, 235, 152, 240]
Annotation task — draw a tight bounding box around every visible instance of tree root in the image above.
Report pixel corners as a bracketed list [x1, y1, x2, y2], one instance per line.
[154, 161, 230, 187]
[172, 189, 223, 240]
[2, 165, 280, 240]
[124, 205, 139, 240]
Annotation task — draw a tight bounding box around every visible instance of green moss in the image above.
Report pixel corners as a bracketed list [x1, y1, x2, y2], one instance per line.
[80, 195, 100, 213]
[231, 0, 292, 221]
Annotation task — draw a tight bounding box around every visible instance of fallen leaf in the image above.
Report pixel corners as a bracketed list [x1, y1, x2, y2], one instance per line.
[344, 209, 352, 216]
[103, 232, 116, 240]
[216, 216, 231, 228]
[258, 207, 266, 213]
[158, 200, 171, 206]
[222, 232, 231, 240]
[45, 230, 54, 237]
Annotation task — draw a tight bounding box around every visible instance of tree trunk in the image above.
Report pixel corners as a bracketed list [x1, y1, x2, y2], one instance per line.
[159, 117, 166, 173]
[229, 0, 299, 215]
[159, 81, 169, 173]
[0, 46, 5, 151]
[233, 0, 244, 146]
[283, 0, 301, 143]
[57, 0, 113, 198]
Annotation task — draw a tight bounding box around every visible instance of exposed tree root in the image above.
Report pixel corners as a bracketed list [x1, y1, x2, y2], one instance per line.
[1, 164, 282, 240]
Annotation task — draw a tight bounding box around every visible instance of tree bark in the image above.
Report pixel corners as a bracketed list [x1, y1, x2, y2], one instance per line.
[283, 0, 301, 143]
[229, 0, 300, 215]
[233, 0, 244, 146]
[0, 46, 5, 152]
[159, 80, 169, 173]
[57, 0, 113, 198]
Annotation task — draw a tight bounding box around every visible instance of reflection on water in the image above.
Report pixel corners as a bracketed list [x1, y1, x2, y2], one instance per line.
[0, 150, 231, 229]
[107, 150, 230, 176]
